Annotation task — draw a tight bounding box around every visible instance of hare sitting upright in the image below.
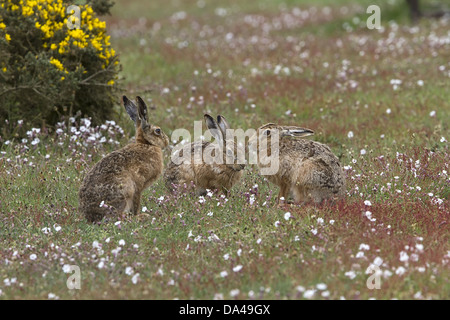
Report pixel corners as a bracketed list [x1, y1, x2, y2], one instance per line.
[78, 96, 169, 222]
[164, 114, 245, 196]
[249, 123, 345, 205]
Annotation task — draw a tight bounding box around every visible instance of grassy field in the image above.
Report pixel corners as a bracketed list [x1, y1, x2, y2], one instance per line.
[0, 0, 449, 300]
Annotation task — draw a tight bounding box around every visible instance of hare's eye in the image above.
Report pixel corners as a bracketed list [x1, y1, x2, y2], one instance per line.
[264, 129, 271, 136]
[155, 128, 161, 135]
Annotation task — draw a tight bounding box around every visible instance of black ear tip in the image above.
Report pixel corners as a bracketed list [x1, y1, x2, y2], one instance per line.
[122, 95, 129, 103]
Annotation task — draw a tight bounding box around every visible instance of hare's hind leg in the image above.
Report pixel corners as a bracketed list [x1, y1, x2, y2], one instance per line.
[122, 193, 141, 216]
[309, 190, 326, 205]
[131, 191, 142, 215]
[291, 185, 315, 205]
[277, 183, 289, 206]
[82, 206, 107, 223]
[82, 199, 122, 223]
[196, 188, 207, 197]
[120, 179, 139, 215]
[310, 189, 339, 206]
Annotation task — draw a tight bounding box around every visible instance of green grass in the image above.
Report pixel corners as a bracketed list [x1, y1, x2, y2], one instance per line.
[0, 0, 449, 300]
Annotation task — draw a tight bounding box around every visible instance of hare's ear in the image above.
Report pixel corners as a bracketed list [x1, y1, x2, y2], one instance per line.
[204, 114, 223, 144]
[122, 96, 138, 124]
[217, 115, 230, 138]
[136, 96, 149, 127]
[281, 126, 314, 138]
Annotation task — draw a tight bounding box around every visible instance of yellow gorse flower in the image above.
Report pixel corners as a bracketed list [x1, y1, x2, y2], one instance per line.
[2, 0, 116, 64]
[49, 57, 65, 71]
[1, 0, 118, 86]
[22, 6, 34, 17]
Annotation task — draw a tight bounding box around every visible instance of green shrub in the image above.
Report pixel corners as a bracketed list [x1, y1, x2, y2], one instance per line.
[0, 0, 120, 139]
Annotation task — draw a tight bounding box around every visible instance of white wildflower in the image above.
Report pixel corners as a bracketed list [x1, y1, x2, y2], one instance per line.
[399, 251, 409, 262]
[284, 212, 291, 220]
[303, 290, 315, 299]
[233, 265, 243, 272]
[373, 257, 383, 266]
[125, 267, 134, 276]
[359, 243, 370, 251]
[316, 283, 327, 290]
[131, 273, 140, 284]
[230, 289, 240, 297]
[296, 286, 305, 292]
[62, 264, 72, 273]
[395, 266, 406, 276]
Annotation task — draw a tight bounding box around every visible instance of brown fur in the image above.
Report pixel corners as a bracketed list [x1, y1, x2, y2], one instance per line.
[165, 141, 244, 195]
[250, 124, 345, 205]
[78, 96, 169, 222]
[164, 115, 245, 195]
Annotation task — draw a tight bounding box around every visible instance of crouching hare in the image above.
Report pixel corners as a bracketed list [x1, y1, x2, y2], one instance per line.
[78, 96, 169, 222]
[249, 123, 345, 205]
[164, 114, 245, 196]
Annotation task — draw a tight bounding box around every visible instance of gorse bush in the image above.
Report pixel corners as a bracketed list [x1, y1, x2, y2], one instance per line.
[0, 0, 120, 139]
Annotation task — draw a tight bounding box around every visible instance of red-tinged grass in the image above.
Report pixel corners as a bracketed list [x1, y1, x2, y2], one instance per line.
[0, 0, 449, 300]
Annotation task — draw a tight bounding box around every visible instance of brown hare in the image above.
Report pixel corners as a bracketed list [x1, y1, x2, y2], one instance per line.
[249, 123, 345, 205]
[78, 96, 169, 222]
[164, 114, 245, 196]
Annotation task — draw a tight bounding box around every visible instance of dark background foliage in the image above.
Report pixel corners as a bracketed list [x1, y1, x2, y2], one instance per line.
[0, 0, 119, 139]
